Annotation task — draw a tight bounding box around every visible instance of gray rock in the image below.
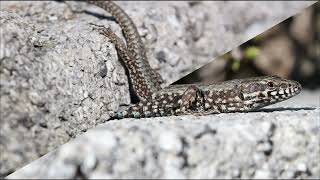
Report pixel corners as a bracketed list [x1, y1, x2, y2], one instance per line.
[7, 91, 320, 179]
[0, 0, 317, 177]
[0, 5, 130, 176]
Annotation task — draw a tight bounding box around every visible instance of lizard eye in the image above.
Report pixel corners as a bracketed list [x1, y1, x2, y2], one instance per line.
[267, 82, 274, 88]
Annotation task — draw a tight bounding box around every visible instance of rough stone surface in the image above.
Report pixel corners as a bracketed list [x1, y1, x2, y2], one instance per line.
[0, 1, 317, 177]
[0, 3, 130, 176]
[7, 90, 320, 179]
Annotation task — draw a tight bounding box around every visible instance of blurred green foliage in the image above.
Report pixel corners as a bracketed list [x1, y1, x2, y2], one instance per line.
[244, 46, 260, 60]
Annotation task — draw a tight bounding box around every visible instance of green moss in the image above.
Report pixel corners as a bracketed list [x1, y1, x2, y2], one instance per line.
[244, 46, 260, 60]
[231, 60, 241, 71]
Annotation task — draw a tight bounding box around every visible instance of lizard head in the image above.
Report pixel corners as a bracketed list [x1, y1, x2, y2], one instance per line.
[238, 76, 302, 109]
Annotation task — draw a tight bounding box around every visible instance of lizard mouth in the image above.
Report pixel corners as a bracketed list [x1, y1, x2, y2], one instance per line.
[243, 80, 302, 109]
[268, 81, 302, 102]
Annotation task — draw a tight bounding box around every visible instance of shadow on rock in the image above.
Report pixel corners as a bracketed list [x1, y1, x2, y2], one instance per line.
[254, 107, 316, 113]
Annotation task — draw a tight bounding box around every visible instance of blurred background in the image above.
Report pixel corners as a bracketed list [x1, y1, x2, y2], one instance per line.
[175, 3, 319, 90]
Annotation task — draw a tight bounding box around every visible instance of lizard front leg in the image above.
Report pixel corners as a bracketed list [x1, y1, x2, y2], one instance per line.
[173, 85, 205, 115]
[174, 85, 222, 116]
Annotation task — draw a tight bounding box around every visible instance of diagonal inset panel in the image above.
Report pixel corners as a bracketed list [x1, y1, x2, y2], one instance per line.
[7, 92, 320, 179]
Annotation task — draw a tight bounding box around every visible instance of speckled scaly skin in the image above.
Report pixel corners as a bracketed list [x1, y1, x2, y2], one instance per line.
[114, 76, 302, 118]
[88, 0, 162, 99]
[87, 1, 302, 119]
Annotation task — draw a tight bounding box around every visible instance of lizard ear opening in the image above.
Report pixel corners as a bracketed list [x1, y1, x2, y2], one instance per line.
[267, 82, 274, 88]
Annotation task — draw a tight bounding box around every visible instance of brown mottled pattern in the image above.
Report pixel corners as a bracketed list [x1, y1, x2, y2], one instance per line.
[88, 0, 162, 99]
[86, 1, 302, 119]
[113, 76, 301, 118]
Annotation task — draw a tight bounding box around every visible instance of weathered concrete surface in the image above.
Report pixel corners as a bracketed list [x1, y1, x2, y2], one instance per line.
[7, 90, 320, 179]
[0, 1, 317, 177]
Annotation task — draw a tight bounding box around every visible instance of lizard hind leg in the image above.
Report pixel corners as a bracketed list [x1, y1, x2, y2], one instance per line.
[90, 23, 147, 100]
[90, 23, 128, 54]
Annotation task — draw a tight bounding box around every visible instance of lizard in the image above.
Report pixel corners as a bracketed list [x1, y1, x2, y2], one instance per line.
[86, 1, 302, 119]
